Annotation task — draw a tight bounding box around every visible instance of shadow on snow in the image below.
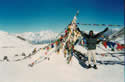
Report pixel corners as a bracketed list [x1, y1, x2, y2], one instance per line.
[73, 49, 124, 69]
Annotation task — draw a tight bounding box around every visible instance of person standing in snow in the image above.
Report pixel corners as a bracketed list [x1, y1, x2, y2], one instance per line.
[77, 27, 109, 69]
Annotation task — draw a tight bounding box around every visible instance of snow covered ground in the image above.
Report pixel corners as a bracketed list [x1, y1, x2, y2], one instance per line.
[0, 30, 124, 82]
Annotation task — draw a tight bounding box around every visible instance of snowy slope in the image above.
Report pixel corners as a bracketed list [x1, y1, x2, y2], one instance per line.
[0, 45, 124, 82]
[104, 28, 120, 36]
[0, 30, 124, 82]
[107, 28, 124, 43]
[0, 31, 31, 47]
[16, 30, 58, 44]
[114, 35, 124, 44]
[0, 30, 33, 60]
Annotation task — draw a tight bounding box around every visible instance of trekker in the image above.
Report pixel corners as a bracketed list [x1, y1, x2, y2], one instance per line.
[77, 27, 108, 69]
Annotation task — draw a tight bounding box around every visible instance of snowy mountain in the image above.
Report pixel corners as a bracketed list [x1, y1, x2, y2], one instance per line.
[0, 29, 124, 82]
[108, 28, 124, 44]
[93, 28, 124, 44]
[104, 28, 120, 36]
[114, 35, 124, 44]
[15, 28, 122, 45]
[16, 30, 58, 44]
[0, 30, 31, 48]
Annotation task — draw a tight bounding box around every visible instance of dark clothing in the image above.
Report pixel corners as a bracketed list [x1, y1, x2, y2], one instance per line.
[79, 28, 108, 50]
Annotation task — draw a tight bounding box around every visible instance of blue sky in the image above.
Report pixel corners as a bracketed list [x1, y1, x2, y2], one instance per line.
[0, 0, 124, 33]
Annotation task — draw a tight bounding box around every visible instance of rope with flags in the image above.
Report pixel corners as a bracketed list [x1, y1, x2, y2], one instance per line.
[13, 25, 70, 62]
[77, 23, 123, 27]
[108, 27, 124, 41]
[28, 10, 80, 66]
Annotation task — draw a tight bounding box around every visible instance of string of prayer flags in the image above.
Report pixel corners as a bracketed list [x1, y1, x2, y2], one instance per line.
[77, 23, 123, 27]
[102, 41, 125, 51]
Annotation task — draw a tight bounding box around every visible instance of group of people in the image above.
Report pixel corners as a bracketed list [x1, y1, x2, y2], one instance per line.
[55, 23, 109, 69]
